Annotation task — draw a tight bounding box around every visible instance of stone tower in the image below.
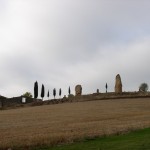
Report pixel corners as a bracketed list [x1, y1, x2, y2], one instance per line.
[115, 74, 122, 93]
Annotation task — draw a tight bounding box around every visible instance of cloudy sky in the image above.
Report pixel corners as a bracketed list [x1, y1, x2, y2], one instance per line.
[0, 0, 150, 98]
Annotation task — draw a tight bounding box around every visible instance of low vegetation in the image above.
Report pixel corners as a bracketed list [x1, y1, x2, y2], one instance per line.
[0, 98, 150, 149]
[35, 127, 150, 150]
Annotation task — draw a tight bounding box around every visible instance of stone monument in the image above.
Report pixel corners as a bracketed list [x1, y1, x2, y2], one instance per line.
[75, 85, 82, 96]
[115, 74, 122, 93]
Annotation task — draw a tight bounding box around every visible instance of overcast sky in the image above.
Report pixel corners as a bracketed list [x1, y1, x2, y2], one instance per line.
[0, 0, 150, 98]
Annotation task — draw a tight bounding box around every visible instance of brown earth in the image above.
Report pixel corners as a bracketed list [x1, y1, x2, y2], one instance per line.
[0, 98, 150, 149]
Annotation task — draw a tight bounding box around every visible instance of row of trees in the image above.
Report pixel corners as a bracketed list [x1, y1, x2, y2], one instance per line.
[31, 81, 148, 100]
[34, 81, 71, 100]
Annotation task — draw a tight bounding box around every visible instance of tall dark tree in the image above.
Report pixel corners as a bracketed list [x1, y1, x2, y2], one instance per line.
[34, 81, 38, 99]
[47, 90, 50, 99]
[53, 88, 56, 99]
[59, 88, 62, 97]
[68, 86, 71, 95]
[105, 83, 108, 93]
[41, 84, 45, 100]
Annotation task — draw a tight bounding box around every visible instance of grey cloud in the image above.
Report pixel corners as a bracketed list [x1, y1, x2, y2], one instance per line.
[0, 0, 150, 97]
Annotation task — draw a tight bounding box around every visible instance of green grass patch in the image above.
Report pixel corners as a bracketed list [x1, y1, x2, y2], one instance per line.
[33, 128, 150, 150]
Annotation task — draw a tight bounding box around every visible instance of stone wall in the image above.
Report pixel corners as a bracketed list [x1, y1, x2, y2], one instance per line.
[67, 92, 150, 102]
[1, 92, 150, 109]
[0, 96, 36, 108]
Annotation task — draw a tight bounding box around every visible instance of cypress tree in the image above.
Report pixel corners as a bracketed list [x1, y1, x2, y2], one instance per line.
[59, 88, 62, 97]
[47, 90, 49, 99]
[34, 81, 38, 99]
[105, 83, 108, 93]
[41, 84, 45, 100]
[53, 88, 56, 99]
[68, 86, 71, 95]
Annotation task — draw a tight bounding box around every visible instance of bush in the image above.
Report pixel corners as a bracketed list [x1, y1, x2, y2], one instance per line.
[139, 83, 149, 92]
[23, 92, 33, 98]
